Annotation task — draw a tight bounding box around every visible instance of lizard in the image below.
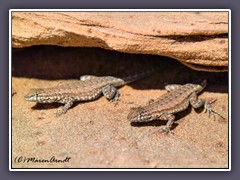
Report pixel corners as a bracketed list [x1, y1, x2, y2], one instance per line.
[127, 80, 224, 133]
[24, 68, 159, 117]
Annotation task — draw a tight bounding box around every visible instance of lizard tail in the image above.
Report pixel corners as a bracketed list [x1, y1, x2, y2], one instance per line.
[122, 67, 161, 85]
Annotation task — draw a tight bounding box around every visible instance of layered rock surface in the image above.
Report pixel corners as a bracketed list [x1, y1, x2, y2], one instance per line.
[12, 12, 229, 72]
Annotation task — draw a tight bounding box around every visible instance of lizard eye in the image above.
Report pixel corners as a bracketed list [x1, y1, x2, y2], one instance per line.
[138, 113, 142, 120]
[35, 93, 39, 100]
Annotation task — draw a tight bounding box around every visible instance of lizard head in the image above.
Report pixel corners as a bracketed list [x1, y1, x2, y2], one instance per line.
[24, 89, 57, 103]
[127, 106, 153, 123]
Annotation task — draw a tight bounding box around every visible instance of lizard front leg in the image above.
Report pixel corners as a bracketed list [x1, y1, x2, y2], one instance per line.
[157, 113, 175, 133]
[56, 98, 74, 117]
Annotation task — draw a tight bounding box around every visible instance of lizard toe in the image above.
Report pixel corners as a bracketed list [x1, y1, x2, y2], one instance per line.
[160, 126, 173, 134]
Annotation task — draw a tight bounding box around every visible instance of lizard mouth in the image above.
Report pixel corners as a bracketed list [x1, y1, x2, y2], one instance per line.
[128, 113, 152, 123]
[24, 94, 37, 102]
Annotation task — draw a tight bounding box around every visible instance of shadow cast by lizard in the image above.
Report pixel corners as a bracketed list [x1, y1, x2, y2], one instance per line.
[31, 101, 86, 111]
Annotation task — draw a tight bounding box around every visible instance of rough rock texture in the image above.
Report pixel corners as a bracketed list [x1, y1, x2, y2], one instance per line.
[11, 46, 228, 169]
[12, 12, 228, 72]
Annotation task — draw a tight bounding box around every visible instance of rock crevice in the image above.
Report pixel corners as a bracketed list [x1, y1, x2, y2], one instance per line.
[12, 12, 229, 72]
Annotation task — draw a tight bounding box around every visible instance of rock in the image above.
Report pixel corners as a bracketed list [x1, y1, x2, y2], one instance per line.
[12, 12, 228, 72]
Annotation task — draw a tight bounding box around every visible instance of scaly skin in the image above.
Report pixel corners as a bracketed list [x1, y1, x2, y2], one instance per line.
[127, 80, 224, 133]
[25, 68, 158, 117]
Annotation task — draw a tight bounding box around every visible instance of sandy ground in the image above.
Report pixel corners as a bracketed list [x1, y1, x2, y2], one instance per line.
[11, 46, 229, 168]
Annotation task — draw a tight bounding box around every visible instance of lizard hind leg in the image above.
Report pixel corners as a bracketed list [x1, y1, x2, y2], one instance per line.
[203, 99, 225, 120]
[189, 92, 205, 109]
[190, 94, 225, 120]
[102, 84, 119, 101]
[102, 85, 134, 106]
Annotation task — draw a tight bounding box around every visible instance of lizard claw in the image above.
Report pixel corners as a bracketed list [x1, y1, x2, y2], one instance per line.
[110, 99, 119, 107]
[204, 99, 225, 120]
[119, 93, 130, 97]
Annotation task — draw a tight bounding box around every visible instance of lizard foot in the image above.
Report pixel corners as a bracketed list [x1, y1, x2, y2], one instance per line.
[56, 108, 67, 117]
[204, 99, 225, 120]
[160, 126, 174, 134]
[110, 93, 133, 106]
